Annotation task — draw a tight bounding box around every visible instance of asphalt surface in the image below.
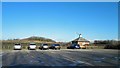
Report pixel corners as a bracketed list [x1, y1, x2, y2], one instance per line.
[1, 49, 120, 67]
[0, 52, 2, 68]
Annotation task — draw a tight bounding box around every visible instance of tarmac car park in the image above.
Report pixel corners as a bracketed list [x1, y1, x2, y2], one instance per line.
[3, 49, 119, 67]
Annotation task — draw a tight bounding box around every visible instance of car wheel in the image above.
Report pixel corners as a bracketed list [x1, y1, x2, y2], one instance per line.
[28, 47, 30, 50]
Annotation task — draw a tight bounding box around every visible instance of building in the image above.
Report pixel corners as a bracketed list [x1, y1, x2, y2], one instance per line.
[72, 34, 90, 48]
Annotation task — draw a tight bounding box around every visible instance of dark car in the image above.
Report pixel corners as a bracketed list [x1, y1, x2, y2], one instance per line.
[39, 44, 49, 50]
[49, 44, 61, 50]
[67, 44, 80, 49]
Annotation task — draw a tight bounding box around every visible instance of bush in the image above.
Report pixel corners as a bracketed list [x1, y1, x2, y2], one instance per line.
[104, 44, 120, 49]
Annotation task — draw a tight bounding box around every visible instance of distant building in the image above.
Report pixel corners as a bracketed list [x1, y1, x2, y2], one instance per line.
[72, 34, 90, 48]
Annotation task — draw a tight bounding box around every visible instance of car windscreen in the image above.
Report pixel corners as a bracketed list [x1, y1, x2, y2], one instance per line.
[14, 45, 21, 46]
[71, 44, 78, 46]
[30, 44, 36, 45]
[15, 44, 20, 45]
[43, 44, 48, 46]
[54, 44, 60, 46]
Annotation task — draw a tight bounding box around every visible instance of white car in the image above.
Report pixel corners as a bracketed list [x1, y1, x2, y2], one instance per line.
[40, 44, 49, 50]
[14, 43, 22, 50]
[28, 43, 36, 50]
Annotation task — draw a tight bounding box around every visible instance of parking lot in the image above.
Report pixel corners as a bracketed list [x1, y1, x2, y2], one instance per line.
[1, 49, 120, 68]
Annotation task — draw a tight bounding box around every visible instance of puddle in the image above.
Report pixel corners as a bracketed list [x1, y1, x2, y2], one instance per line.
[76, 61, 85, 64]
[69, 64, 77, 66]
[30, 60, 34, 63]
[0, 54, 2, 57]
[94, 60, 102, 62]
[65, 52, 72, 54]
[29, 60, 39, 63]
[69, 61, 88, 66]
[114, 57, 120, 60]
[101, 57, 105, 60]
[27, 58, 45, 66]
[93, 57, 105, 63]
[50, 52, 55, 53]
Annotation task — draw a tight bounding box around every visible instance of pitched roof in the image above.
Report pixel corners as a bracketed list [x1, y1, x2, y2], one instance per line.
[72, 37, 89, 42]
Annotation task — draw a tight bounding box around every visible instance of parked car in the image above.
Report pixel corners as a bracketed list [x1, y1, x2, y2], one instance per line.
[39, 44, 49, 50]
[49, 44, 61, 50]
[67, 44, 80, 49]
[28, 43, 36, 50]
[14, 43, 22, 50]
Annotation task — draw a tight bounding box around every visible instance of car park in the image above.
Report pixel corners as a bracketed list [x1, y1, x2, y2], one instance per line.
[14, 43, 22, 50]
[28, 43, 36, 50]
[39, 44, 49, 50]
[67, 43, 80, 49]
[49, 44, 61, 50]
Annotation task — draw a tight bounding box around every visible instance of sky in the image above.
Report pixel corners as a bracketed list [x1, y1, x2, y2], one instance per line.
[2, 2, 118, 42]
[0, 2, 1, 40]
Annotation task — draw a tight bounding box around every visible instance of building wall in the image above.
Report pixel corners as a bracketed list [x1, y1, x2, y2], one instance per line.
[72, 41, 90, 48]
[78, 41, 90, 46]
